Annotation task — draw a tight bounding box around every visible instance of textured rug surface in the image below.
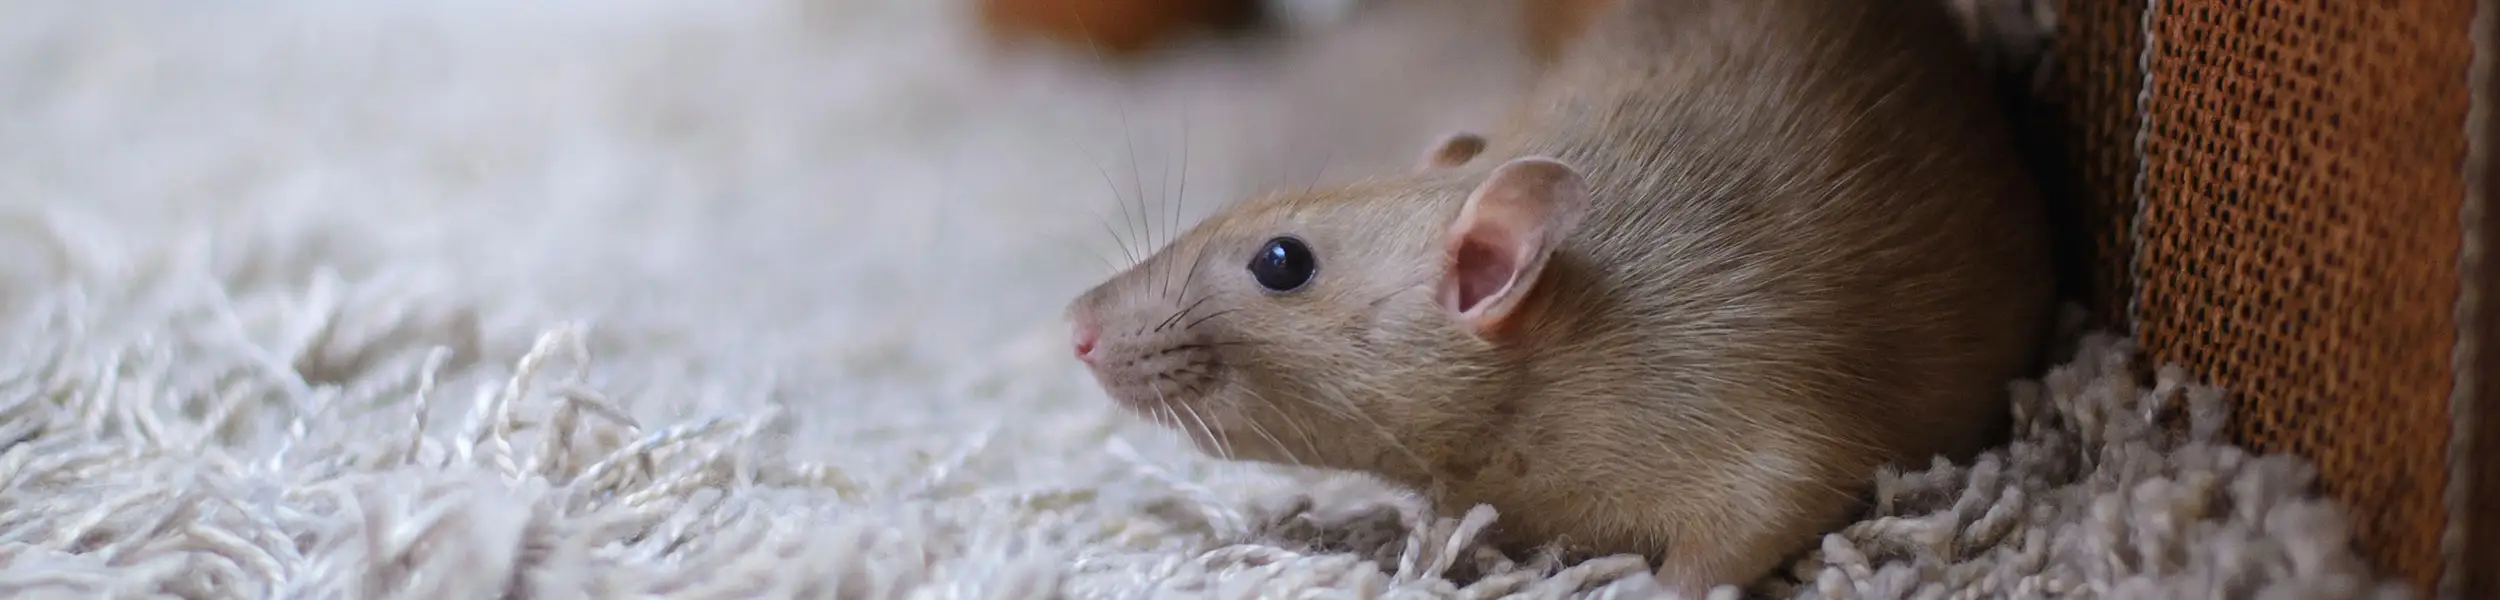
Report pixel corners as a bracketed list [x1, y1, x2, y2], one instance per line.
[0, 0, 2412, 598]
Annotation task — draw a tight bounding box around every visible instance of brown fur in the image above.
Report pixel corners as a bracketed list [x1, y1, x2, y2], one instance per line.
[1519, 0, 1616, 67]
[1064, 0, 2055, 593]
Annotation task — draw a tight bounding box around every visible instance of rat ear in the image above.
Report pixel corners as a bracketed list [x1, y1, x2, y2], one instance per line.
[1438, 156, 1589, 337]
[1416, 131, 1488, 170]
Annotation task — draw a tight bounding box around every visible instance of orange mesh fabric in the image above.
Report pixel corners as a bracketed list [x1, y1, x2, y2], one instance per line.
[2120, 1, 2479, 593]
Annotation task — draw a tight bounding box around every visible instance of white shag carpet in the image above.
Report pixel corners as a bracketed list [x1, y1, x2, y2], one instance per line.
[0, 0, 2417, 597]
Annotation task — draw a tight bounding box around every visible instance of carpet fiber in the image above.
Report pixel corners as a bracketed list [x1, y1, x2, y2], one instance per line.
[0, 0, 2414, 597]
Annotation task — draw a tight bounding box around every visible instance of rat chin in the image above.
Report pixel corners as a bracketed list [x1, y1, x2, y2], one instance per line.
[1088, 375, 1208, 418]
[1101, 385, 1279, 461]
[1080, 366, 1295, 463]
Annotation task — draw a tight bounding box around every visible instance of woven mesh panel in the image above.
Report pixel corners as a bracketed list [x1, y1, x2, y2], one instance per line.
[2123, 1, 2479, 592]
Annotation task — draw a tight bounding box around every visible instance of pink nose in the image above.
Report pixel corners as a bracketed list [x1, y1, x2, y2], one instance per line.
[1071, 318, 1100, 363]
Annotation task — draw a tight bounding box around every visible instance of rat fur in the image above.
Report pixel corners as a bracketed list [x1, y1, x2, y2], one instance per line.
[1063, 0, 2056, 593]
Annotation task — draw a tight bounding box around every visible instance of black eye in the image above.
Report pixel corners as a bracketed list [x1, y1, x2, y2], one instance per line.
[1248, 236, 1317, 292]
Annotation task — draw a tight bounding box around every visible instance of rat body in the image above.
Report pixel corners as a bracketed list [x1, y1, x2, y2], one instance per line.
[1064, 0, 2054, 593]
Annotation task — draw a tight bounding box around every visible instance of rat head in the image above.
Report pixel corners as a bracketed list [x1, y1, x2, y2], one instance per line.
[1063, 144, 1591, 475]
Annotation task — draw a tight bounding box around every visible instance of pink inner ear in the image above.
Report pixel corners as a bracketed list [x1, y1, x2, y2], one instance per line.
[1448, 229, 1520, 315]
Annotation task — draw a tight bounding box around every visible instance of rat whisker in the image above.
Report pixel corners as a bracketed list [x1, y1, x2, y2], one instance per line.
[1364, 275, 1437, 310]
[1046, 229, 1124, 274]
[1367, 286, 1416, 308]
[1047, 126, 1140, 268]
[1064, 12, 1149, 270]
[1163, 107, 1195, 302]
[1176, 245, 1209, 302]
[1241, 412, 1302, 468]
[1150, 379, 1183, 424]
[1155, 404, 1187, 446]
[1176, 341, 1267, 352]
[1086, 205, 1139, 268]
[1266, 382, 1359, 425]
[1156, 295, 1216, 332]
[1242, 387, 1328, 465]
[1169, 387, 1230, 462]
[1183, 308, 1241, 331]
[1303, 375, 1435, 482]
[1196, 404, 1240, 463]
[1113, 90, 1157, 294]
[1076, 142, 1141, 266]
[1172, 376, 1208, 397]
[1206, 411, 1239, 463]
[1154, 108, 1179, 301]
[1300, 146, 1338, 196]
[1177, 111, 1192, 232]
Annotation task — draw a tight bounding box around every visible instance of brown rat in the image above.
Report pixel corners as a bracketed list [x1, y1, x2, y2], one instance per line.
[1063, 0, 2055, 594]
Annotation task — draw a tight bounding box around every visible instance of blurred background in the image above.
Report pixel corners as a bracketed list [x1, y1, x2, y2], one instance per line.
[0, 0, 1560, 592]
[0, 0, 1542, 356]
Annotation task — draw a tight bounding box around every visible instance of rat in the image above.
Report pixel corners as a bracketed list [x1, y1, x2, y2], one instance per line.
[1062, 0, 2055, 594]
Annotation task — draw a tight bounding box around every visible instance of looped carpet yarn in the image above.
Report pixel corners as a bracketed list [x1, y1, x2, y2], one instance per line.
[0, 276, 2407, 598]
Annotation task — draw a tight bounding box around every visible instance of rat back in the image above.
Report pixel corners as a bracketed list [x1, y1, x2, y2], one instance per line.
[1442, 0, 2055, 585]
[1497, 0, 2053, 467]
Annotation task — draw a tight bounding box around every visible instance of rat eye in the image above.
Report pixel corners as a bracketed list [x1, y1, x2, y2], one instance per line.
[1248, 236, 1317, 292]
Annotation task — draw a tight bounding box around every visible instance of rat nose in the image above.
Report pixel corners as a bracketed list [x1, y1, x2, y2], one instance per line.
[1071, 317, 1100, 363]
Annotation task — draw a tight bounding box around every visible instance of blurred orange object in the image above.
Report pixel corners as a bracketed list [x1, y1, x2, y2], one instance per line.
[975, 0, 1266, 57]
